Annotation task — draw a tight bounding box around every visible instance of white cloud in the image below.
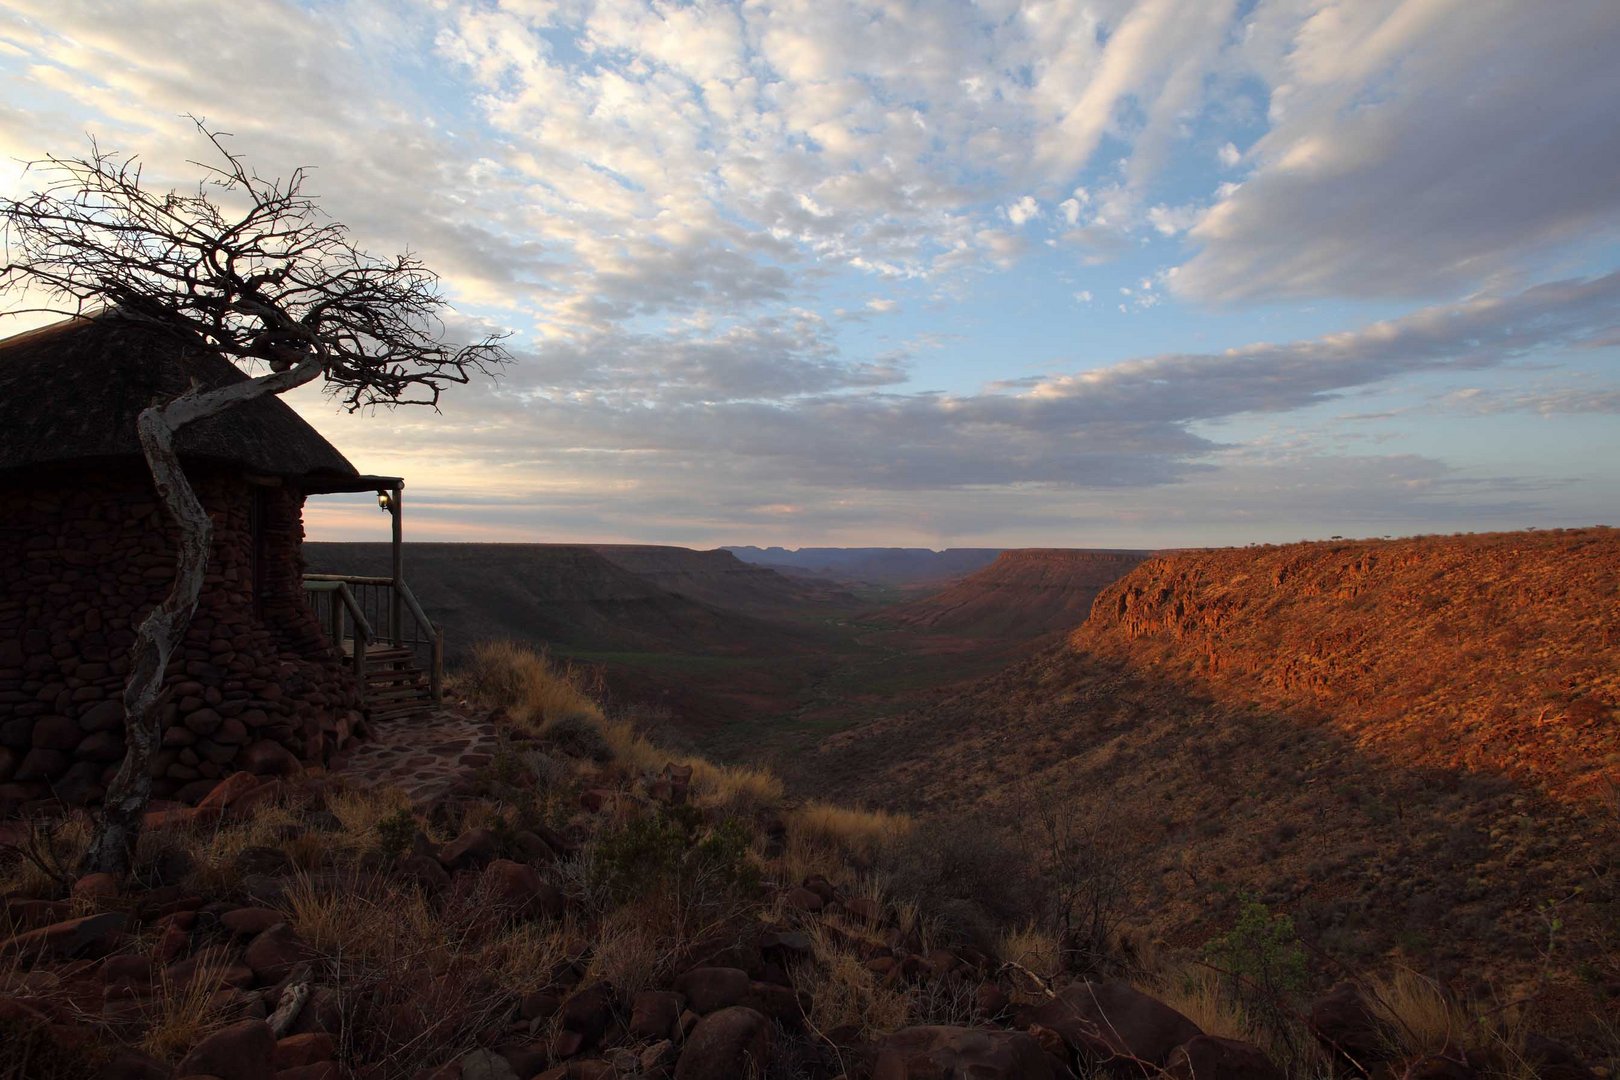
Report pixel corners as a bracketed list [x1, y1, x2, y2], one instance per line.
[1006, 195, 1041, 227]
[1175, 0, 1620, 301]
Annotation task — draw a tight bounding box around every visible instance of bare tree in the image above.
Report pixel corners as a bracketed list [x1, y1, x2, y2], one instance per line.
[0, 123, 507, 877]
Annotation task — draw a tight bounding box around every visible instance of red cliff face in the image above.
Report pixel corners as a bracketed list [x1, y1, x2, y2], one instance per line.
[1075, 529, 1620, 800]
[888, 548, 1151, 638]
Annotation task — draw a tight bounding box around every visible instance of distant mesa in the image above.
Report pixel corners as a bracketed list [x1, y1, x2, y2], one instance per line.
[724, 545, 1003, 586]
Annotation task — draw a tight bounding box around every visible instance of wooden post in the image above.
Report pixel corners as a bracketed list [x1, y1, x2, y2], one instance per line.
[328, 589, 344, 658]
[389, 485, 403, 646]
[353, 629, 366, 706]
[431, 626, 445, 705]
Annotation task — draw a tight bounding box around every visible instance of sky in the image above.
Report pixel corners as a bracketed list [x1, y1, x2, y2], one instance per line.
[1, 0, 1618, 549]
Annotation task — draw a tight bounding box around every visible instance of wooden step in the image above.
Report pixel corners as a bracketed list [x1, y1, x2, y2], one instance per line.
[368, 704, 433, 721]
[366, 688, 430, 704]
[365, 669, 425, 686]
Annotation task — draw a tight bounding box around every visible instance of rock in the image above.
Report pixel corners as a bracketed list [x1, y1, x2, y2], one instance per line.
[1399, 1055, 1479, 1080]
[438, 827, 498, 871]
[270, 1064, 341, 1080]
[480, 858, 565, 918]
[273, 1033, 336, 1069]
[558, 980, 616, 1054]
[1165, 1035, 1286, 1080]
[174, 1018, 275, 1080]
[241, 740, 301, 777]
[873, 1025, 1059, 1079]
[1307, 983, 1391, 1071]
[741, 981, 806, 1026]
[674, 1006, 773, 1080]
[244, 923, 316, 984]
[78, 699, 125, 732]
[676, 966, 751, 1014]
[630, 990, 686, 1040]
[221, 907, 286, 937]
[1523, 1035, 1599, 1080]
[72, 871, 120, 903]
[641, 1039, 677, 1077]
[1017, 980, 1201, 1067]
[2, 911, 128, 960]
[397, 852, 451, 892]
[197, 771, 262, 810]
[781, 886, 824, 913]
[844, 896, 883, 925]
[31, 715, 81, 751]
[976, 983, 1011, 1018]
[459, 1048, 520, 1080]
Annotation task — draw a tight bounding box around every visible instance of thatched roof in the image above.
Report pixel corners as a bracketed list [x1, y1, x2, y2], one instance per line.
[0, 310, 361, 483]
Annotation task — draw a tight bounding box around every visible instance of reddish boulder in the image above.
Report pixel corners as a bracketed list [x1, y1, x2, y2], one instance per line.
[197, 771, 262, 811]
[221, 907, 285, 937]
[557, 980, 615, 1055]
[174, 1018, 275, 1080]
[480, 858, 565, 919]
[244, 923, 316, 984]
[1018, 980, 1201, 1068]
[1166, 1035, 1286, 1080]
[273, 1032, 336, 1069]
[630, 989, 685, 1040]
[438, 827, 498, 872]
[272, 1064, 341, 1080]
[873, 1025, 1060, 1080]
[781, 886, 824, 913]
[1307, 983, 1392, 1072]
[675, 966, 751, 1014]
[241, 740, 301, 777]
[2, 911, 127, 960]
[72, 871, 120, 903]
[674, 1006, 773, 1080]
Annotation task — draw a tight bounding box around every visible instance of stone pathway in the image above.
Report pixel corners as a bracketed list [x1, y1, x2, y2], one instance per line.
[326, 707, 503, 806]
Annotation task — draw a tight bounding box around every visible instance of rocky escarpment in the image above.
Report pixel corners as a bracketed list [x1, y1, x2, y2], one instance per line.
[1076, 528, 1620, 802]
[888, 549, 1151, 639]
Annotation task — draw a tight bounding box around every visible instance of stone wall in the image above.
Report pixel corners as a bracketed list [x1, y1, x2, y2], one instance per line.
[0, 462, 363, 813]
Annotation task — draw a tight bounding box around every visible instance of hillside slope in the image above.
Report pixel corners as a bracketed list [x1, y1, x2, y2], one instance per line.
[1077, 528, 1620, 802]
[886, 548, 1150, 638]
[805, 530, 1620, 1019]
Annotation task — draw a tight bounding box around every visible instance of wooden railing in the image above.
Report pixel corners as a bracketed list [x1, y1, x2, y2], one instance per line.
[302, 574, 444, 704]
[300, 578, 372, 703]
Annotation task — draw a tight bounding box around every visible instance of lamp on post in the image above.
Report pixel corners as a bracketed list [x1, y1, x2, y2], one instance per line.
[377, 490, 393, 513]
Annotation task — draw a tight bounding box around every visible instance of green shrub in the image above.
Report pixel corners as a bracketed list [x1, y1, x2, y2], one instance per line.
[1202, 896, 1308, 998]
[589, 806, 760, 916]
[375, 808, 419, 862]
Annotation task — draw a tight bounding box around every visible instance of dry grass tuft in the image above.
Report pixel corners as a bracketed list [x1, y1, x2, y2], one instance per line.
[137, 945, 238, 1062]
[1151, 966, 1259, 1043]
[788, 802, 912, 863]
[459, 640, 605, 733]
[794, 923, 910, 1039]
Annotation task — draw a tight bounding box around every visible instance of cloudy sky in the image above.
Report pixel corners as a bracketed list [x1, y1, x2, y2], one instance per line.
[2, 0, 1618, 548]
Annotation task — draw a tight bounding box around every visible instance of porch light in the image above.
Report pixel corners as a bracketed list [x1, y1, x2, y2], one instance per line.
[377, 490, 393, 512]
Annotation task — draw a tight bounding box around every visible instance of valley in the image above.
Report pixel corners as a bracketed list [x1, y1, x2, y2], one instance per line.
[312, 529, 1620, 1040]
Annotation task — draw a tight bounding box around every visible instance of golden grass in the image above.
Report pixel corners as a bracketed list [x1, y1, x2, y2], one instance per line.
[460, 640, 605, 733]
[583, 900, 667, 1002]
[485, 920, 576, 997]
[787, 802, 912, 862]
[794, 923, 910, 1039]
[1150, 966, 1259, 1043]
[137, 945, 237, 1062]
[998, 924, 1061, 988]
[281, 869, 438, 964]
[1363, 967, 1530, 1068]
[0, 815, 88, 897]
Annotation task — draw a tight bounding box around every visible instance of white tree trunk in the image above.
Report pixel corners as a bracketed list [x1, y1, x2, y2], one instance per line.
[82, 353, 323, 878]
